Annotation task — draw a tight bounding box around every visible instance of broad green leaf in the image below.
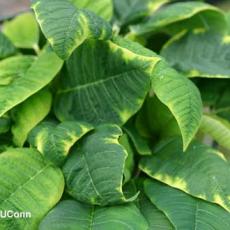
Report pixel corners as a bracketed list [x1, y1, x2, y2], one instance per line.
[39, 200, 148, 230]
[161, 31, 230, 78]
[113, 0, 169, 26]
[151, 61, 202, 150]
[145, 180, 230, 230]
[32, 0, 112, 59]
[140, 137, 230, 212]
[130, 2, 226, 36]
[0, 49, 63, 117]
[200, 114, 230, 150]
[29, 121, 93, 166]
[123, 121, 152, 155]
[0, 148, 64, 230]
[70, 0, 113, 20]
[0, 55, 35, 86]
[63, 124, 138, 206]
[139, 193, 174, 230]
[119, 133, 135, 183]
[2, 13, 39, 51]
[11, 89, 52, 147]
[55, 37, 161, 125]
[0, 32, 16, 59]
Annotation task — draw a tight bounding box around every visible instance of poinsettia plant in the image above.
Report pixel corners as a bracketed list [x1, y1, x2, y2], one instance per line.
[0, 0, 230, 229]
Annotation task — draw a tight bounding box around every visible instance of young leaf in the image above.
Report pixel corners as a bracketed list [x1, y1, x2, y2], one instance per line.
[29, 121, 93, 166]
[0, 115, 11, 134]
[11, 89, 52, 147]
[70, 0, 113, 20]
[123, 121, 152, 156]
[32, 0, 112, 59]
[0, 49, 63, 117]
[130, 2, 226, 36]
[200, 114, 230, 150]
[113, 0, 169, 26]
[140, 137, 230, 212]
[145, 179, 230, 230]
[0, 148, 64, 230]
[39, 200, 148, 230]
[135, 95, 180, 140]
[55, 37, 160, 125]
[119, 133, 135, 183]
[2, 12, 39, 51]
[151, 61, 202, 150]
[161, 31, 230, 78]
[0, 32, 16, 59]
[63, 124, 138, 206]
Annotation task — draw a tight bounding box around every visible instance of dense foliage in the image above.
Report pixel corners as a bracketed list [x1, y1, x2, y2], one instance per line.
[0, 0, 230, 229]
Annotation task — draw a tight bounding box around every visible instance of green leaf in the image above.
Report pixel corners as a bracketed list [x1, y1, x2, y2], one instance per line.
[29, 121, 93, 166]
[151, 61, 202, 150]
[113, 0, 169, 26]
[11, 89, 52, 147]
[123, 121, 152, 156]
[0, 49, 63, 117]
[0, 55, 35, 86]
[0, 31, 16, 59]
[39, 200, 148, 230]
[140, 137, 230, 212]
[145, 179, 230, 230]
[200, 114, 230, 150]
[70, 0, 113, 20]
[161, 31, 230, 78]
[227, 11, 230, 34]
[139, 193, 174, 230]
[2, 12, 39, 51]
[135, 101, 154, 139]
[130, 2, 226, 36]
[0, 148, 64, 230]
[55, 37, 160, 125]
[119, 133, 135, 183]
[0, 115, 11, 134]
[63, 124, 138, 206]
[32, 0, 112, 59]
[149, 96, 181, 138]
[135, 95, 180, 140]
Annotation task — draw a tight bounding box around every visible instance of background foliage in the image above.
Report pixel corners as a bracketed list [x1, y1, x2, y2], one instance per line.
[0, 0, 229, 229]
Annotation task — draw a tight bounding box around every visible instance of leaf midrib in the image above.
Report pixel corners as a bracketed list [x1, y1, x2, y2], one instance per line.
[57, 68, 144, 94]
[82, 154, 103, 200]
